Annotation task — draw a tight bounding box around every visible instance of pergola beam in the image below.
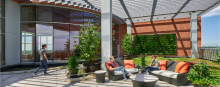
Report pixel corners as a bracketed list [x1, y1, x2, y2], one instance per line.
[198, 0, 220, 16]
[172, 0, 191, 19]
[119, 0, 133, 34]
[150, 0, 157, 21]
[124, 10, 204, 19]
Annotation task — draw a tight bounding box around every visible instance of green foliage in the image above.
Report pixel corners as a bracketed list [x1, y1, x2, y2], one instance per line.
[187, 62, 220, 87]
[215, 48, 220, 62]
[121, 33, 133, 55]
[134, 34, 176, 55]
[73, 22, 101, 63]
[68, 55, 79, 73]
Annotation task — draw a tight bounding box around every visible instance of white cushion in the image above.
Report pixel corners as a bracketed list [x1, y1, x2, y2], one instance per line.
[114, 68, 138, 75]
[152, 70, 178, 79]
[125, 68, 139, 73]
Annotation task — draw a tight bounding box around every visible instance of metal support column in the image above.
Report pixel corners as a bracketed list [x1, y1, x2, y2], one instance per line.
[190, 12, 197, 58]
[101, 0, 112, 70]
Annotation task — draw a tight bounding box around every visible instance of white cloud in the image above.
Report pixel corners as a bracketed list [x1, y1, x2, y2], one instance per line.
[202, 5, 220, 17]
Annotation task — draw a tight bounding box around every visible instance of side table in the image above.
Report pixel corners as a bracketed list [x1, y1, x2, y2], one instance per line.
[94, 70, 106, 83]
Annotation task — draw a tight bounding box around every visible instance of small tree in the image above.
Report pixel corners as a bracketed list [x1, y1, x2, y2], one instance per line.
[121, 33, 133, 55]
[74, 22, 100, 64]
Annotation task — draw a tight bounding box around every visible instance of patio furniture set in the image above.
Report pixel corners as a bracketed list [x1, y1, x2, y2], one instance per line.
[93, 59, 191, 87]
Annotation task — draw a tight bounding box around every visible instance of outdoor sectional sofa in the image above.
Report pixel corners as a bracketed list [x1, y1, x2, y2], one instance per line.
[151, 61, 191, 86]
[105, 60, 140, 81]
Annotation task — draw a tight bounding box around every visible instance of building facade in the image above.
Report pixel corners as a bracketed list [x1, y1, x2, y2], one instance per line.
[0, 0, 202, 67]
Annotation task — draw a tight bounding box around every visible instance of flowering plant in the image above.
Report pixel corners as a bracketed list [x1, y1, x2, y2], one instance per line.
[187, 62, 220, 87]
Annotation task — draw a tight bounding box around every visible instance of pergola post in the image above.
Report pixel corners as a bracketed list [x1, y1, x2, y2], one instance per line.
[101, 0, 112, 70]
[190, 11, 197, 58]
[126, 19, 131, 34]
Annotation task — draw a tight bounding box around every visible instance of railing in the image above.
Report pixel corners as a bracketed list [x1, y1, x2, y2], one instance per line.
[197, 45, 220, 61]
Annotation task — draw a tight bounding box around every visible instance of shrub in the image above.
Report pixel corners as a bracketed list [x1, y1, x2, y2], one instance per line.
[187, 62, 220, 87]
[68, 55, 79, 73]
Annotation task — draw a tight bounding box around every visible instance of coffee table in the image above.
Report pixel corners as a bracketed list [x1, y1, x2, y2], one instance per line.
[130, 74, 158, 87]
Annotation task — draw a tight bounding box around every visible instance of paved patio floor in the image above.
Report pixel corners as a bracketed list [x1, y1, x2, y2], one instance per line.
[1, 69, 193, 87]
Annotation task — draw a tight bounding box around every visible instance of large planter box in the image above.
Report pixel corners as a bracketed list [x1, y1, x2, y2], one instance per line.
[83, 62, 101, 73]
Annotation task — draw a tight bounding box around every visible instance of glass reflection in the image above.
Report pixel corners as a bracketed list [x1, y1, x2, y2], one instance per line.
[36, 6, 53, 22]
[22, 36, 35, 63]
[36, 36, 53, 62]
[21, 23, 35, 35]
[54, 37, 69, 61]
[54, 7, 69, 23]
[21, 6, 35, 21]
[70, 24, 80, 36]
[36, 23, 53, 35]
[0, 34, 5, 65]
[53, 23, 69, 36]
[70, 38, 79, 55]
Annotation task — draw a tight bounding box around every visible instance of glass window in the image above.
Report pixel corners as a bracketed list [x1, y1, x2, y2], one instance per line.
[0, 18, 5, 33]
[84, 12, 95, 24]
[21, 23, 35, 35]
[36, 36, 53, 62]
[36, 6, 53, 22]
[70, 10, 83, 24]
[0, 34, 5, 65]
[70, 37, 79, 56]
[53, 23, 69, 36]
[21, 6, 35, 21]
[54, 7, 69, 23]
[70, 24, 81, 36]
[53, 37, 69, 61]
[36, 23, 53, 35]
[21, 36, 36, 63]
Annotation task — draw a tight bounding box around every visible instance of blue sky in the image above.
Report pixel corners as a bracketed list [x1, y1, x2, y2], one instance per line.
[201, 5, 220, 46]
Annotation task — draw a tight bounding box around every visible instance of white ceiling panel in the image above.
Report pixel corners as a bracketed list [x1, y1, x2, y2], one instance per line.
[154, 0, 187, 15]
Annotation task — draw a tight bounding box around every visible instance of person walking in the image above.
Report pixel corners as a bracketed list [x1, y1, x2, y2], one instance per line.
[32, 44, 49, 76]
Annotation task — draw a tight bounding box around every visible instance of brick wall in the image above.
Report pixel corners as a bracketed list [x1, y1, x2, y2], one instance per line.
[119, 17, 201, 57]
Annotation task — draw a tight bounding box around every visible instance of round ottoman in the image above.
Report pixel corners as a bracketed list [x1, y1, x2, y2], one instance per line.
[94, 70, 106, 83]
[130, 74, 158, 87]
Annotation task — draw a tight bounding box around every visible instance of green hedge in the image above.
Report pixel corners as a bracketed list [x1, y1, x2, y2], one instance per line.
[134, 34, 176, 55]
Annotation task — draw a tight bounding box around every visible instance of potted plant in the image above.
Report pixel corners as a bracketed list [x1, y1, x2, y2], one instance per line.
[121, 33, 133, 60]
[187, 62, 220, 87]
[73, 22, 101, 73]
[67, 55, 79, 78]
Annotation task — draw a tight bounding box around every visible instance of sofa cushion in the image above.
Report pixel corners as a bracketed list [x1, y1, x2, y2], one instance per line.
[114, 68, 138, 75]
[166, 61, 177, 72]
[114, 60, 124, 67]
[158, 60, 167, 70]
[124, 60, 135, 69]
[105, 62, 112, 70]
[174, 61, 190, 73]
[152, 70, 179, 79]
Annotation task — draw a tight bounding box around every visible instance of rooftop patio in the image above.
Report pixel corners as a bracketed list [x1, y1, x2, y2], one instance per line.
[1, 0, 220, 87]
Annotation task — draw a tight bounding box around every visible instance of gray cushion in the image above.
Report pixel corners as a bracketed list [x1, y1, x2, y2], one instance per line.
[166, 61, 177, 72]
[114, 60, 124, 67]
[114, 68, 138, 75]
[152, 70, 178, 79]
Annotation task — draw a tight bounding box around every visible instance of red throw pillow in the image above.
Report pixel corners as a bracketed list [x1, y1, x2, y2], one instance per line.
[105, 62, 112, 70]
[158, 60, 167, 70]
[124, 60, 135, 69]
[174, 61, 190, 73]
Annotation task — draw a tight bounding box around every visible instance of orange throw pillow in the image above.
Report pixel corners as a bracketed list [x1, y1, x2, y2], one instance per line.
[158, 60, 167, 70]
[174, 61, 190, 73]
[105, 62, 111, 70]
[124, 60, 135, 69]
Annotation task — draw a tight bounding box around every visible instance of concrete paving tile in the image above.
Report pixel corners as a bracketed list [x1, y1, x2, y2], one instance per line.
[40, 83, 57, 87]
[25, 84, 41, 87]
[10, 83, 26, 87]
[1, 75, 12, 81]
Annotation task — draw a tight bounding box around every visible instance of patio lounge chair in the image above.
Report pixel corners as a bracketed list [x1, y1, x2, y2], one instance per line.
[151, 61, 191, 86]
[105, 60, 140, 81]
